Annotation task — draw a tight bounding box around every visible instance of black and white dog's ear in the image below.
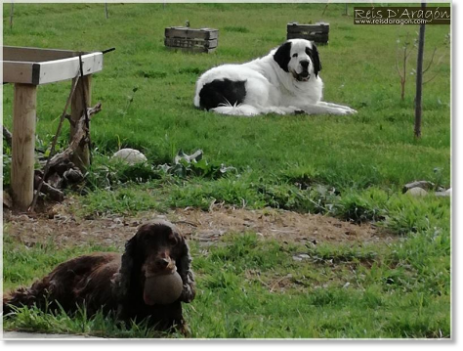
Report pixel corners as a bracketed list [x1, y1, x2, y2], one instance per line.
[273, 41, 292, 73]
[310, 42, 322, 77]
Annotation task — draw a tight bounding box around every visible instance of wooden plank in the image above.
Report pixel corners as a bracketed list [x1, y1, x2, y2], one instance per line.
[165, 27, 219, 40]
[165, 46, 216, 53]
[3, 52, 103, 85]
[35, 52, 103, 85]
[2, 61, 34, 84]
[287, 33, 329, 41]
[3, 46, 78, 62]
[11, 83, 37, 211]
[164, 38, 218, 49]
[287, 22, 330, 33]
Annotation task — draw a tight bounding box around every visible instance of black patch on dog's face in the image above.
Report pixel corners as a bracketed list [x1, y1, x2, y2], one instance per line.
[305, 43, 321, 77]
[273, 41, 292, 73]
[199, 78, 247, 110]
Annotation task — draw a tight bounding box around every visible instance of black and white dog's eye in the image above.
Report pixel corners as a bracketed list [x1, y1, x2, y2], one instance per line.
[292, 53, 298, 58]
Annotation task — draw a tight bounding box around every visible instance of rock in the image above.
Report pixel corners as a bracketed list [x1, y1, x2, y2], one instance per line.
[406, 187, 428, 197]
[112, 148, 147, 165]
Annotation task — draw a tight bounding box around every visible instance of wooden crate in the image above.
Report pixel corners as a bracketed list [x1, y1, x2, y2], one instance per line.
[164, 26, 218, 53]
[287, 22, 329, 44]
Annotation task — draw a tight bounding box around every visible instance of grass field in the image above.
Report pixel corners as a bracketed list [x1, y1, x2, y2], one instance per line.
[2, 3, 451, 338]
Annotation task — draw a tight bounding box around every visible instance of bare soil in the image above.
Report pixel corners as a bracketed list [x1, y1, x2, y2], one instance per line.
[3, 200, 394, 250]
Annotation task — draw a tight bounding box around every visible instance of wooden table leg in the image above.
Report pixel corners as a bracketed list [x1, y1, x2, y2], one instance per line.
[11, 83, 37, 211]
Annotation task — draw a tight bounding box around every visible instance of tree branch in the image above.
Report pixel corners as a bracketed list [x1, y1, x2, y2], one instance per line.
[48, 103, 102, 170]
[423, 47, 438, 74]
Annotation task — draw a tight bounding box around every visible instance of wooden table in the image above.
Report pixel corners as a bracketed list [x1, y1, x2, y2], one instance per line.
[3, 46, 103, 211]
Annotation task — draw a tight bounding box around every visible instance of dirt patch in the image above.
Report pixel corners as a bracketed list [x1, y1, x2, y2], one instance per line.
[3, 201, 394, 249]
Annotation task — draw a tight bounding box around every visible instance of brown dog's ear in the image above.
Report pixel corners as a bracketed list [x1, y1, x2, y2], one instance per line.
[176, 239, 196, 303]
[113, 235, 137, 301]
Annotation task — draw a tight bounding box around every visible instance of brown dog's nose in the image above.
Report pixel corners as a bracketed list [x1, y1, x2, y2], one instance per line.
[158, 258, 170, 268]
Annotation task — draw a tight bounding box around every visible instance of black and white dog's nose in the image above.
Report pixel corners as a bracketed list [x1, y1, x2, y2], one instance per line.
[300, 60, 309, 69]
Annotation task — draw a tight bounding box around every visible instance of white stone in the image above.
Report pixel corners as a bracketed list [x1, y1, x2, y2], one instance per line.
[112, 148, 147, 165]
[406, 187, 428, 197]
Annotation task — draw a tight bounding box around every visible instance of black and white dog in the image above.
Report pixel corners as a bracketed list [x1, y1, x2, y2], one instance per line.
[194, 39, 356, 117]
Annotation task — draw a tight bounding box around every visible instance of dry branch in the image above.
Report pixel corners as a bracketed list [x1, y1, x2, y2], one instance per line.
[48, 102, 101, 170]
[3, 126, 13, 145]
[34, 171, 64, 202]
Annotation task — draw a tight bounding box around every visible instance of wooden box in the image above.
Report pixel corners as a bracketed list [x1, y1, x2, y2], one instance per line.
[287, 22, 329, 44]
[164, 27, 218, 53]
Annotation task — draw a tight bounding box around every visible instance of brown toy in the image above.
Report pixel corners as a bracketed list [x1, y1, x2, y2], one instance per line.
[143, 271, 183, 305]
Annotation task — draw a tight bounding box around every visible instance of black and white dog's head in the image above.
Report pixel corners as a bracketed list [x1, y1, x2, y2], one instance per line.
[273, 39, 322, 82]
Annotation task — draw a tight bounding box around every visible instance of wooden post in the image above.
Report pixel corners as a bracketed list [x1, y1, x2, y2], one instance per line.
[9, 2, 14, 30]
[414, 2, 426, 138]
[11, 84, 37, 211]
[70, 75, 91, 171]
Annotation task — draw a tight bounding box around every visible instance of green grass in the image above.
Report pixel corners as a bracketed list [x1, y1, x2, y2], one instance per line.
[2, 3, 451, 338]
[3, 230, 450, 338]
[2, 3, 450, 190]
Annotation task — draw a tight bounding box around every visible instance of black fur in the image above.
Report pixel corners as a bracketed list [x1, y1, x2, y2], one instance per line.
[273, 41, 292, 72]
[306, 43, 322, 77]
[199, 78, 247, 110]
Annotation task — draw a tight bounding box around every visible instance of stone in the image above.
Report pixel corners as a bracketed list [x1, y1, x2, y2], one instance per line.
[402, 180, 435, 193]
[112, 148, 147, 165]
[406, 187, 428, 197]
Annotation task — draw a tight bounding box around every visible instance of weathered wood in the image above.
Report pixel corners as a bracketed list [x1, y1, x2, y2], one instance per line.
[3, 46, 77, 62]
[34, 172, 64, 202]
[414, 3, 426, 139]
[287, 22, 330, 44]
[9, 3, 14, 30]
[164, 38, 218, 49]
[34, 53, 103, 85]
[287, 23, 330, 33]
[165, 27, 218, 40]
[2, 61, 35, 84]
[3, 126, 13, 146]
[287, 33, 329, 40]
[70, 76, 92, 171]
[50, 102, 101, 171]
[165, 46, 217, 54]
[3, 47, 103, 85]
[11, 84, 37, 211]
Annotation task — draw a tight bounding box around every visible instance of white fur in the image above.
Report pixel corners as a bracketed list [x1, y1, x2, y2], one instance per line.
[194, 39, 356, 117]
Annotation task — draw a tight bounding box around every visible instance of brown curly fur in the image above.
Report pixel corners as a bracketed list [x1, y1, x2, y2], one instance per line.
[3, 220, 196, 334]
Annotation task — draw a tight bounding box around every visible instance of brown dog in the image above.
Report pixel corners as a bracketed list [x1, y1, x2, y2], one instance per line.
[3, 220, 196, 334]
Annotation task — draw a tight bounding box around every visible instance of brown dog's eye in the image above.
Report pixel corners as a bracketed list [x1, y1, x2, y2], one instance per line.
[168, 233, 178, 246]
